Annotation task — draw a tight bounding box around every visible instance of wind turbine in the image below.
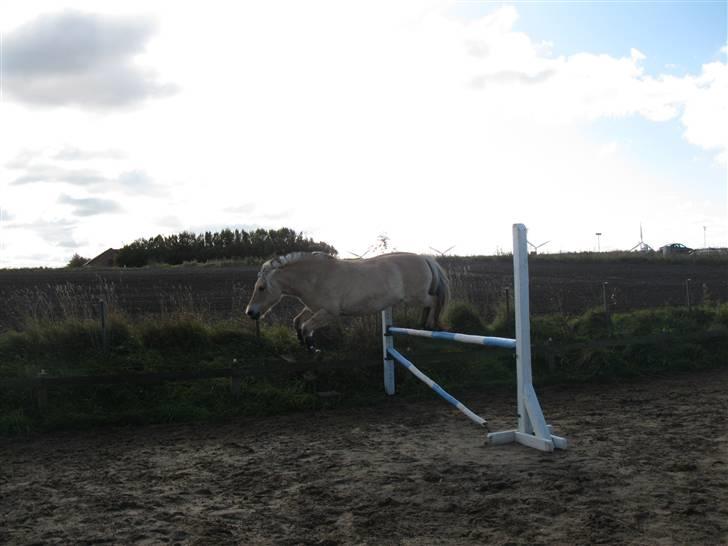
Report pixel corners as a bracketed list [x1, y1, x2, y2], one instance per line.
[347, 248, 372, 259]
[527, 240, 550, 254]
[630, 223, 653, 252]
[429, 245, 455, 256]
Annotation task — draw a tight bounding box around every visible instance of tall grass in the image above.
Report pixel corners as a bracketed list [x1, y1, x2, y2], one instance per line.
[1, 281, 726, 434]
[3, 279, 119, 330]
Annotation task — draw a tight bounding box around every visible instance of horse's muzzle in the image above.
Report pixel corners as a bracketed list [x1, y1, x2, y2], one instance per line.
[246, 307, 260, 320]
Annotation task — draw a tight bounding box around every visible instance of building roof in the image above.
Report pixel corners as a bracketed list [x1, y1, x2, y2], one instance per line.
[85, 248, 119, 267]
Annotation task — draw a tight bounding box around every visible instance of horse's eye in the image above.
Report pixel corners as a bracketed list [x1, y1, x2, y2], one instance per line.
[258, 286, 265, 292]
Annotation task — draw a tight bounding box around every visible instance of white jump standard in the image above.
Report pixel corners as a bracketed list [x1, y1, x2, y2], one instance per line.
[381, 224, 567, 452]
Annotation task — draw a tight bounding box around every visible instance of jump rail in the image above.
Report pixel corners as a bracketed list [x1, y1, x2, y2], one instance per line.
[381, 223, 567, 452]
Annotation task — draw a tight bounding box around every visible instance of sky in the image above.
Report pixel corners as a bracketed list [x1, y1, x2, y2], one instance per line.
[0, 0, 726, 267]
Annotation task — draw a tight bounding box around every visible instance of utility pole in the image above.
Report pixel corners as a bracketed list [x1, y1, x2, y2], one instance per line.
[595, 232, 602, 252]
[703, 226, 707, 248]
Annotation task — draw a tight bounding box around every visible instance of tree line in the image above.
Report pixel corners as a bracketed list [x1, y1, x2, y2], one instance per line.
[115, 227, 337, 267]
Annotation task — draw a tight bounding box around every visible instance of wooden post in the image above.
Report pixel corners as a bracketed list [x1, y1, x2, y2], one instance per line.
[685, 279, 692, 312]
[602, 282, 612, 337]
[36, 369, 48, 411]
[98, 299, 108, 352]
[546, 340, 556, 373]
[230, 361, 242, 398]
[504, 287, 510, 322]
[513, 224, 532, 435]
[382, 308, 395, 395]
[487, 224, 567, 451]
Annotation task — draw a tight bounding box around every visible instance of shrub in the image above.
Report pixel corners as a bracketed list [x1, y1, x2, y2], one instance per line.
[443, 301, 485, 334]
[489, 300, 515, 338]
[0, 410, 32, 435]
[66, 253, 89, 268]
[140, 317, 211, 353]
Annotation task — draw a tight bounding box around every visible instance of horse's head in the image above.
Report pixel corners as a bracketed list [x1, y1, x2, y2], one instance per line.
[245, 270, 283, 320]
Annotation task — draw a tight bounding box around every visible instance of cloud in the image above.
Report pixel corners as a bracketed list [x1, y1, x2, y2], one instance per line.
[470, 68, 556, 88]
[58, 194, 122, 216]
[116, 170, 166, 195]
[4, 149, 42, 169]
[6, 150, 167, 195]
[3, 10, 178, 109]
[679, 61, 728, 164]
[4, 218, 80, 248]
[53, 146, 126, 161]
[0, 210, 16, 222]
[10, 164, 108, 186]
[224, 203, 257, 214]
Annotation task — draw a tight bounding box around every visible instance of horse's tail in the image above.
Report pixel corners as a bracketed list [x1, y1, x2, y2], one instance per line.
[425, 256, 450, 330]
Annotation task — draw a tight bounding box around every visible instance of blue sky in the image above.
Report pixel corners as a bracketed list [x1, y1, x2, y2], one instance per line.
[455, 1, 726, 73]
[512, 0, 727, 193]
[1, 1, 726, 266]
[515, 1, 725, 71]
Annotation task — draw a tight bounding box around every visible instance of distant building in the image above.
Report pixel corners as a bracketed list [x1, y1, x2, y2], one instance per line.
[691, 247, 728, 256]
[85, 248, 119, 267]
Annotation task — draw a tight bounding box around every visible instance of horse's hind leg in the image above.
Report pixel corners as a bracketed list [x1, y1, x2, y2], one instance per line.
[293, 308, 313, 345]
[420, 291, 441, 330]
[420, 307, 431, 329]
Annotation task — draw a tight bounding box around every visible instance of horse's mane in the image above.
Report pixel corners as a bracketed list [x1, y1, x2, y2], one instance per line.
[259, 252, 335, 277]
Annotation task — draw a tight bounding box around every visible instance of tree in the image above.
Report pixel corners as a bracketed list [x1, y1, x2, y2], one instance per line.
[114, 227, 338, 267]
[67, 253, 89, 268]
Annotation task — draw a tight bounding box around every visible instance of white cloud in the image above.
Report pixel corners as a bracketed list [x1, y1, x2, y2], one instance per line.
[3, 10, 177, 109]
[680, 61, 728, 165]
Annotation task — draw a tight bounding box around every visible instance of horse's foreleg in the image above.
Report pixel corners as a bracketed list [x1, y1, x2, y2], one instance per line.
[293, 308, 313, 345]
[301, 309, 335, 352]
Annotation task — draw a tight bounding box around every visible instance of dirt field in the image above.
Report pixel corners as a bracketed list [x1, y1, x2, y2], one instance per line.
[2, 368, 727, 545]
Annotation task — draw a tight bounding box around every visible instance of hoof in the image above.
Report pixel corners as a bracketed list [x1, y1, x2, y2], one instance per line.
[305, 336, 317, 352]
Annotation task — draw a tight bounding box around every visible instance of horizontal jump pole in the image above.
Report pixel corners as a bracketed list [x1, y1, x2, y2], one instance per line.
[388, 327, 516, 350]
[387, 347, 487, 428]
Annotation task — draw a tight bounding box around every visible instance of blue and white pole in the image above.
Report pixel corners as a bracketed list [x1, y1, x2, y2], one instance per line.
[387, 347, 487, 427]
[388, 327, 516, 349]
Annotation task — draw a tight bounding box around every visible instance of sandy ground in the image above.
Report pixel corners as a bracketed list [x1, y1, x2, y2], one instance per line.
[2, 369, 727, 545]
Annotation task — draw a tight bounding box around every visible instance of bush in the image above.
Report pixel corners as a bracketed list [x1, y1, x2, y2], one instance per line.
[66, 253, 89, 268]
[489, 300, 515, 338]
[443, 301, 485, 334]
[140, 317, 211, 353]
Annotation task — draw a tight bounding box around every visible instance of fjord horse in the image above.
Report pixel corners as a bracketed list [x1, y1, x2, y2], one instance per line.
[245, 252, 449, 350]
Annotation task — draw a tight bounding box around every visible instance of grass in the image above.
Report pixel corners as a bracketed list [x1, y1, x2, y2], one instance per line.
[1, 302, 726, 435]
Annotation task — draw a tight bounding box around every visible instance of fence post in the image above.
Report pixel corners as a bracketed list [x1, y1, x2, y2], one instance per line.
[504, 287, 510, 321]
[602, 282, 612, 337]
[230, 359, 242, 398]
[546, 341, 556, 373]
[685, 279, 692, 312]
[382, 308, 395, 395]
[98, 299, 108, 352]
[36, 369, 48, 412]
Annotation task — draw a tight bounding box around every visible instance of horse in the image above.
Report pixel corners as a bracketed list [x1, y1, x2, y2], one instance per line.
[245, 251, 450, 350]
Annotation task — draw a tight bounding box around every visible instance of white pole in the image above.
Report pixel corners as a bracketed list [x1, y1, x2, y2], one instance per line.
[382, 308, 395, 395]
[513, 223, 533, 435]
